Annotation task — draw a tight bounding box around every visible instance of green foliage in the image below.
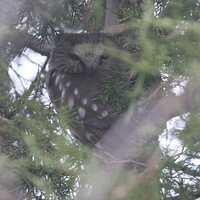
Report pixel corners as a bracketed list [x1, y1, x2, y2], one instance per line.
[17, 0, 88, 42]
[1, 0, 200, 199]
[0, 70, 12, 116]
[181, 114, 200, 152]
[0, 96, 85, 199]
[118, 1, 144, 23]
[98, 74, 135, 117]
[161, 149, 200, 200]
[160, 0, 200, 21]
[84, 0, 105, 31]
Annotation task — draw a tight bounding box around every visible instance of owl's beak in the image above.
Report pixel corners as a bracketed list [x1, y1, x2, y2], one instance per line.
[82, 56, 100, 69]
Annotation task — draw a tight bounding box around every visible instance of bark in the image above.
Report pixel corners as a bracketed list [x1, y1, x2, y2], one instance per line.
[104, 0, 121, 32]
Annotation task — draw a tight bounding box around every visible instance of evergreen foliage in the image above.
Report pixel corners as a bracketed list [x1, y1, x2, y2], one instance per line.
[0, 0, 199, 199]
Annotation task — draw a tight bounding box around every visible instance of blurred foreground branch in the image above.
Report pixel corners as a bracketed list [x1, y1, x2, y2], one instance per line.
[0, 117, 13, 135]
[78, 68, 199, 199]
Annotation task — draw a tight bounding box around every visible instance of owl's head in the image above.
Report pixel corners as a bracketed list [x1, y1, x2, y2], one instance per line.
[73, 42, 105, 70]
[50, 33, 122, 74]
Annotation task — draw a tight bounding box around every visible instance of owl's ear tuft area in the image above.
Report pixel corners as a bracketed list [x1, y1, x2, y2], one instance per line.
[54, 33, 81, 48]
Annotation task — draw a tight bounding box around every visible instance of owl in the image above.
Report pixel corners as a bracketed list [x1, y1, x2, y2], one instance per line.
[46, 33, 136, 148]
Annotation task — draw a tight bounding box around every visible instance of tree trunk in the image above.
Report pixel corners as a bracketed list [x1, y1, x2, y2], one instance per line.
[104, 0, 121, 32]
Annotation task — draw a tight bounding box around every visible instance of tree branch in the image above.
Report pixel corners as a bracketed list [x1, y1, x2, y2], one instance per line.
[0, 116, 13, 134]
[78, 74, 199, 199]
[104, 0, 121, 32]
[2, 30, 53, 58]
[26, 38, 53, 56]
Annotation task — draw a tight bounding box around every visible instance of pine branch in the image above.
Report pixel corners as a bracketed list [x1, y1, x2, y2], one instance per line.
[105, 23, 132, 34]
[78, 74, 200, 199]
[26, 38, 53, 56]
[3, 29, 53, 58]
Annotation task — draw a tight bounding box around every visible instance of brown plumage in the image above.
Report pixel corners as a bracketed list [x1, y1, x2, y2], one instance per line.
[46, 33, 135, 147]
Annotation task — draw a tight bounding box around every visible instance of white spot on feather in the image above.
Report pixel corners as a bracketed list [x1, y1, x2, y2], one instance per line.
[101, 110, 108, 117]
[59, 83, 62, 91]
[61, 89, 66, 102]
[68, 97, 74, 110]
[92, 104, 98, 111]
[74, 88, 79, 95]
[52, 72, 56, 78]
[78, 107, 86, 118]
[81, 98, 87, 105]
[55, 74, 60, 86]
[66, 81, 71, 87]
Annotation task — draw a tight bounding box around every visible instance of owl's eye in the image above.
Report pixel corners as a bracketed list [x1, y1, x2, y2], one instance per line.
[99, 55, 109, 65]
[67, 54, 86, 73]
[70, 54, 80, 61]
[100, 55, 109, 60]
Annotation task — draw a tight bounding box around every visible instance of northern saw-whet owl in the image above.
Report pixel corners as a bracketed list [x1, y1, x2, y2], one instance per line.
[46, 33, 136, 148]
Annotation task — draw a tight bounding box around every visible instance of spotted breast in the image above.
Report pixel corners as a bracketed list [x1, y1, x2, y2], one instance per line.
[46, 32, 133, 147]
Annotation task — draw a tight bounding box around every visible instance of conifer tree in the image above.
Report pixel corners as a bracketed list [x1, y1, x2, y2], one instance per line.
[0, 0, 199, 199]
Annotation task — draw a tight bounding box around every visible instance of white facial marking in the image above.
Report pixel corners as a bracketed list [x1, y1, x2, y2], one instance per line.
[78, 107, 86, 118]
[101, 110, 108, 117]
[66, 81, 71, 87]
[68, 97, 74, 110]
[55, 74, 60, 86]
[74, 88, 79, 95]
[81, 98, 87, 105]
[92, 104, 98, 111]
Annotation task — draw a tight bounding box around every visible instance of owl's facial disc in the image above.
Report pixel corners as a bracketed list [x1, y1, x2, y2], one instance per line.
[74, 43, 104, 69]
